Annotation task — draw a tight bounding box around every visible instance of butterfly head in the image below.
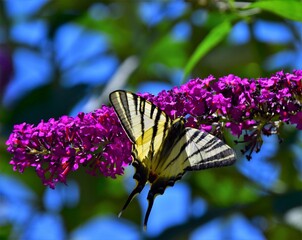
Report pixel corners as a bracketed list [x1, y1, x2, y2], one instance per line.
[172, 116, 185, 123]
[171, 116, 186, 130]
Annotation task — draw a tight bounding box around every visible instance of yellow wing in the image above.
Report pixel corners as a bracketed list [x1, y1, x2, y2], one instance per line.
[109, 90, 171, 162]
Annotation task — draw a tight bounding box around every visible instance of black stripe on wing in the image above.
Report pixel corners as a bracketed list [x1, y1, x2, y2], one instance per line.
[121, 91, 133, 128]
[183, 128, 236, 171]
[138, 96, 146, 142]
[149, 109, 170, 159]
[110, 91, 137, 142]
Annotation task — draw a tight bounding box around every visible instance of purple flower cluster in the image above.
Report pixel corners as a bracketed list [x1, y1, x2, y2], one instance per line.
[140, 70, 302, 159]
[6, 106, 132, 188]
[6, 70, 302, 188]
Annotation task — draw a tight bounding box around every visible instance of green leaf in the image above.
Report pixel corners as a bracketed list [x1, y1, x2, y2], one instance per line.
[183, 21, 232, 81]
[247, 0, 302, 21]
[143, 35, 187, 68]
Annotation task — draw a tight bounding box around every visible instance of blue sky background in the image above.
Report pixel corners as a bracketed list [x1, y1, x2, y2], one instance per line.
[1, 0, 301, 239]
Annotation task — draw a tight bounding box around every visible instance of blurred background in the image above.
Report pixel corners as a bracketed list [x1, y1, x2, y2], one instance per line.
[0, 0, 302, 239]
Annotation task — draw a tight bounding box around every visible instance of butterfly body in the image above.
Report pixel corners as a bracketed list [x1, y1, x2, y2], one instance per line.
[137, 117, 185, 177]
[109, 90, 236, 229]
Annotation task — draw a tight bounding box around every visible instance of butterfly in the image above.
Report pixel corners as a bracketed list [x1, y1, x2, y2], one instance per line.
[109, 90, 236, 229]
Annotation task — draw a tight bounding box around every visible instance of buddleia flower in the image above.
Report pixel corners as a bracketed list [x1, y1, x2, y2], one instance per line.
[6, 70, 302, 188]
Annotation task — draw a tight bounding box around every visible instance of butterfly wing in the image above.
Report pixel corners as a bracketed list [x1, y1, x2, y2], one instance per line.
[144, 126, 236, 227]
[184, 127, 236, 171]
[109, 90, 171, 162]
[149, 127, 236, 180]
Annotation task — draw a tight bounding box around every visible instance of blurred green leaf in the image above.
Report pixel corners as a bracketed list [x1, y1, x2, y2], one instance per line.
[247, 0, 302, 21]
[0, 225, 13, 240]
[267, 223, 302, 240]
[183, 21, 232, 81]
[141, 35, 187, 69]
[193, 169, 258, 206]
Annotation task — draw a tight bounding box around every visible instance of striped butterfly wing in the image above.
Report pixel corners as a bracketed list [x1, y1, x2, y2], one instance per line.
[142, 124, 236, 228]
[109, 90, 172, 162]
[149, 127, 236, 180]
[184, 127, 236, 171]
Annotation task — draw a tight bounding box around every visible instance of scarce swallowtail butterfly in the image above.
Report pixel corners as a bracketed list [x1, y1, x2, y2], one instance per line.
[109, 90, 236, 229]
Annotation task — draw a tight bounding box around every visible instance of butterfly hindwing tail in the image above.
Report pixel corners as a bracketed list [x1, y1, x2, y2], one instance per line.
[118, 159, 148, 218]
